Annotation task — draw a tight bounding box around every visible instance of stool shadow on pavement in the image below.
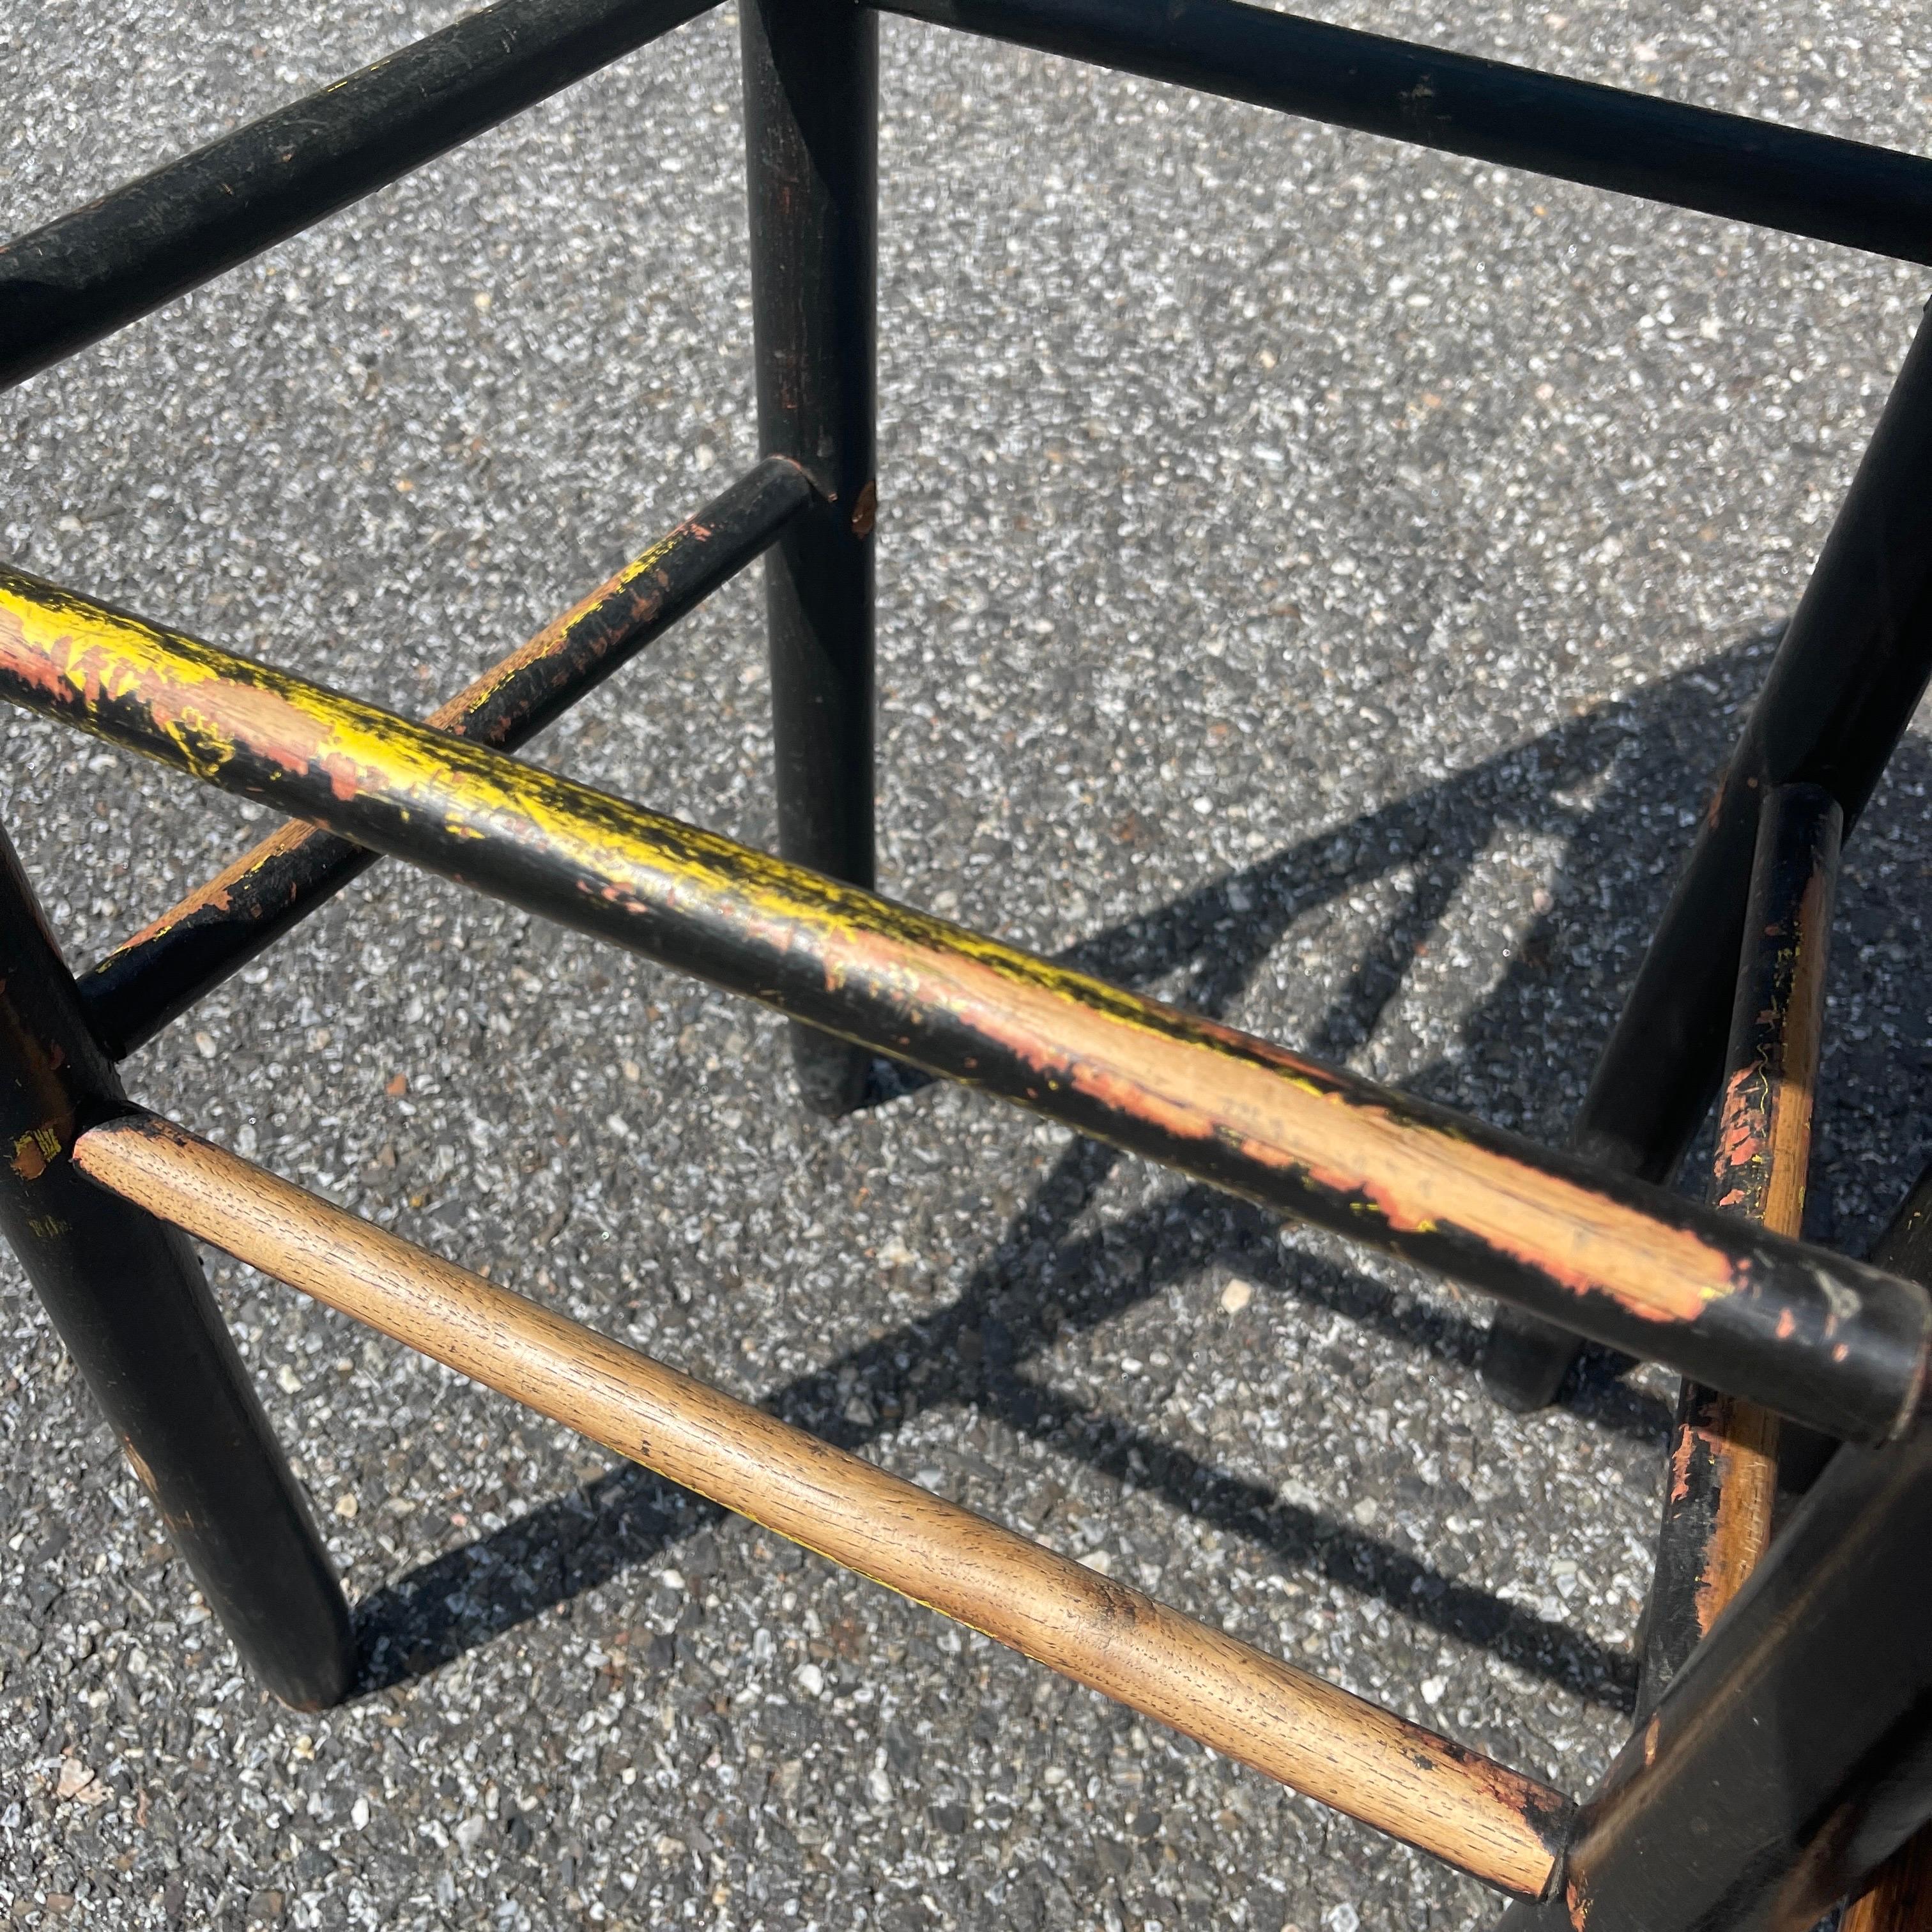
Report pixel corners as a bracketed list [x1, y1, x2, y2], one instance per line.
[353, 630, 1932, 1715]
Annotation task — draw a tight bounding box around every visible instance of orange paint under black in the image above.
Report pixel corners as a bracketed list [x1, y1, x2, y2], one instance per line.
[1637, 784, 1841, 1717]
[0, 570, 1926, 1447]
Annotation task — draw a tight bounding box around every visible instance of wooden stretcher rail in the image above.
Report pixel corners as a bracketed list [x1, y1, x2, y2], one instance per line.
[0, 0, 716, 392]
[0, 564, 1926, 1445]
[72, 1109, 1572, 1897]
[870, 0, 1932, 263]
[75, 457, 810, 1058]
[1481, 298, 1932, 1416]
[4, 0, 1930, 1915]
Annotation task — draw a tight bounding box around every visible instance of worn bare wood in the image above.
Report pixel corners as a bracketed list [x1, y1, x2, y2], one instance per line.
[73, 1109, 1570, 1897]
[1639, 786, 1839, 1713]
[1844, 1816, 1932, 1929]
[1, 565, 1926, 1446]
[1685, 789, 1835, 1618]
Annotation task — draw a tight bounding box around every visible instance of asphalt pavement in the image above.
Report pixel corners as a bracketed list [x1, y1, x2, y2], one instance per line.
[3, 0, 1931, 1926]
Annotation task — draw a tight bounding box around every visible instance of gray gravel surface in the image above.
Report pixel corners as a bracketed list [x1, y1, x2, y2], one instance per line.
[3, 1, 1932, 1926]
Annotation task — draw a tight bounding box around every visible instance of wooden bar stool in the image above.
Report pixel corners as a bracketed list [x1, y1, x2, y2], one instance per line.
[4, 1, 1932, 1922]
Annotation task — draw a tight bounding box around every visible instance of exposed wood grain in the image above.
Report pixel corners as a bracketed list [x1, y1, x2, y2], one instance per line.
[73, 1110, 1570, 1897]
[1689, 793, 1836, 1627]
[1844, 1825, 1932, 1932]
[1641, 786, 1837, 1717]
[1680, 1387, 1781, 1632]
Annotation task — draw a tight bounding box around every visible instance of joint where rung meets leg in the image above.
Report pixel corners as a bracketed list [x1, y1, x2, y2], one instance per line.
[742, 0, 881, 1116]
[0, 823, 351, 1708]
[1496, 1425, 1932, 1931]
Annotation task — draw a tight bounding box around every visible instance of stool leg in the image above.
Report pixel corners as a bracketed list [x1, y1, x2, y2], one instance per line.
[1636, 783, 1837, 1715]
[1496, 1432, 1932, 1931]
[740, 0, 880, 1116]
[1483, 291, 1932, 1411]
[1833, 1163, 1932, 1931]
[0, 821, 352, 1709]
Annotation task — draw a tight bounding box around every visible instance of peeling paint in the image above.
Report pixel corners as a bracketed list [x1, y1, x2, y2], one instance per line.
[3, 565, 1924, 1445]
[75, 459, 810, 1059]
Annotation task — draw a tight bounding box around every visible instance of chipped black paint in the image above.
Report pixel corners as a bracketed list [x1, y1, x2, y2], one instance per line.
[1487, 286, 1932, 1411]
[0, 820, 351, 1710]
[866, 0, 1932, 261]
[0, 574, 1926, 1448]
[79, 458, 809, 1058]
[0, 0, 714, 392]
[742, 0, 880, 1115]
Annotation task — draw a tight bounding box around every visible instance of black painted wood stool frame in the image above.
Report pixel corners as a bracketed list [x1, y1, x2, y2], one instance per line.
[4, 3, 1932, 1924]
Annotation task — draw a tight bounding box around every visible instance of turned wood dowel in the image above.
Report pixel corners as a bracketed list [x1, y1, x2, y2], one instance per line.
[3, 563, 1926, 1446]
[73, 1110, 1570, 1897]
